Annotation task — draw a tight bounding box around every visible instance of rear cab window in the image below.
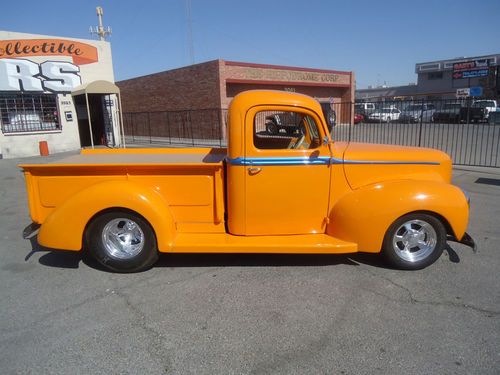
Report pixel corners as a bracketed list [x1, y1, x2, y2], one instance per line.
[253, 110, 321, 150]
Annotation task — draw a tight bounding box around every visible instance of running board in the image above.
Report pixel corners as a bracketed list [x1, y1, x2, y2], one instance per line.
[169, 233, 358, 254]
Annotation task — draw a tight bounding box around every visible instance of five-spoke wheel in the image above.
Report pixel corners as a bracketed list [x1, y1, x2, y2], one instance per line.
[87, 211, 158, 272]
[382, 213, 446, 270]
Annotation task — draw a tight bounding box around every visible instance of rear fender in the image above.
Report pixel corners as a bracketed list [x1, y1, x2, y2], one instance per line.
[37, 181, 176, 252]
[327, 180, 469, 252]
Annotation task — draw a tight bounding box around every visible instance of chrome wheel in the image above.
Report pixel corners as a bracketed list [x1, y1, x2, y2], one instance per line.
[392, 219, 437, 263]
[102, 218, 145, 260]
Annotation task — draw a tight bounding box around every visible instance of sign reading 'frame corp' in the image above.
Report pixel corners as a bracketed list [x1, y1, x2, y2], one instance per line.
[0, 39, 99, 93]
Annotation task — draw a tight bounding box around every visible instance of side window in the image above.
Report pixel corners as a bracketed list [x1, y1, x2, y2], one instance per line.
[254, 110, 321, 150]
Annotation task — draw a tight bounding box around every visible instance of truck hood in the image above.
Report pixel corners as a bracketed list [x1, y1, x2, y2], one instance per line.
[342, 142, 452, 189]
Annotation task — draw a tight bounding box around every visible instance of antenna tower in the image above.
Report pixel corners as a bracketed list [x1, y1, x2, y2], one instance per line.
[90, 6, 112, 41]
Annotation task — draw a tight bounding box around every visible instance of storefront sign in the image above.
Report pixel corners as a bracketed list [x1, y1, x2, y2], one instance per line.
[453, 69, 489, 79]
[452, 59, 491, 80]
[0, 38, 100, 93]
[245, 68, 341, 83]
[0, 58, 81, 93]
[456, 88, 470, 98]
[0, 39, 98, 65]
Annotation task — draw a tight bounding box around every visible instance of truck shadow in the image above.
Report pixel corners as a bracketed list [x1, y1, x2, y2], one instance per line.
[154, 253, 363, 268]
[28, 239, 461, 271]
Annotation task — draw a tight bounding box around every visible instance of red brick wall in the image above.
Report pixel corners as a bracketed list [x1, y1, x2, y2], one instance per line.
[117, 60, 222, 112]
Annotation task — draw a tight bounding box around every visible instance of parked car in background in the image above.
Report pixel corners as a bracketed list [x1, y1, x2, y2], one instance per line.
[355, 102, 376, 119]
[399, 103, 436, 123]
[432, 103, 485, 123]
[354, 113, 364, 124]
[368, 108, 401, 122]
[472, 100, 498, 120]
[488, 109, 500, 125]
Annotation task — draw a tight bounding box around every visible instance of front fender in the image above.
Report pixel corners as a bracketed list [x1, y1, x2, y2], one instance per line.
[38, 181, 176, 252]
[327, 180, 469, 253]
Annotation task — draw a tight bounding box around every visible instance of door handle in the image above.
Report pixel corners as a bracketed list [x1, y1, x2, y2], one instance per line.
[247, 167, 262, 175]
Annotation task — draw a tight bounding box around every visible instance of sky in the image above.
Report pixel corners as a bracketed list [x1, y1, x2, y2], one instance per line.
[1, 0, 499, 88]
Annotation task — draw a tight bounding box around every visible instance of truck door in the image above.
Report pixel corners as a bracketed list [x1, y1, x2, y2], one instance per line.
[240, 106, 332, 235]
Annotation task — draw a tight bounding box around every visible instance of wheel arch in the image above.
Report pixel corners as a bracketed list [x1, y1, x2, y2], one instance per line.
[37, 181, 176, 252]
[400, 209, 455, 238]
[326, 179, 469, 253]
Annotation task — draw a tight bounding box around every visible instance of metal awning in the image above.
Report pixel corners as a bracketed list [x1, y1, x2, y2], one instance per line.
[71, 80, 120, 96]
[71, 80, 125, 148]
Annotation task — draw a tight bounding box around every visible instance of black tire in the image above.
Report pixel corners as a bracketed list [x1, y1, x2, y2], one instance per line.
[382, 213, 446, 270]
[87, 211, 159, 273]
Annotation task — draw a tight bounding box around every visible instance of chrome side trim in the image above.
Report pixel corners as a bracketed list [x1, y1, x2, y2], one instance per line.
[227, 156, 331, 166]
[227, 156, 441, 166]
[342, 159, 440, 165]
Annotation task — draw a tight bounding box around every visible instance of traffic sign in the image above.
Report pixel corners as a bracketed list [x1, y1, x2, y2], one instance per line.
[469, 86, 483, 97]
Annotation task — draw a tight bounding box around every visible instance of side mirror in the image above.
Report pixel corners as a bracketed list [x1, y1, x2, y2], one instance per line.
[325, 109, 336, 132]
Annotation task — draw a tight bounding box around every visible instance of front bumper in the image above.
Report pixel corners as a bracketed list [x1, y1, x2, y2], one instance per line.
[448, 232, 477, 253]
[22, 222, 40, 239]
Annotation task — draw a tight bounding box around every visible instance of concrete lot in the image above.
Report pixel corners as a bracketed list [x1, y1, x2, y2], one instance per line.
[0, 152, 499, 375]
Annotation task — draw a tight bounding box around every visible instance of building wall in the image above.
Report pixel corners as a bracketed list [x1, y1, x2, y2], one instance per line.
[117, 59, 355, 138]
[0, 30, 115, 159]
[117, 60, 222, 112]
[220, 61, 353, 108]
[417, 70, 492, 98]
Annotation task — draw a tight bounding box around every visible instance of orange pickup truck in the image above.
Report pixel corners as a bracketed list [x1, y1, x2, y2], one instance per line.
[20, 90, 474, 272]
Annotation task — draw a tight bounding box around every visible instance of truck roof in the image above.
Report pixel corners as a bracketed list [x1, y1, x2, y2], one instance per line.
[230, 90, 324, 114]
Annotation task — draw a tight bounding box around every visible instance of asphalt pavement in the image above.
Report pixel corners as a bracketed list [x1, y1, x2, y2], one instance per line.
[0, 152, 499, 374]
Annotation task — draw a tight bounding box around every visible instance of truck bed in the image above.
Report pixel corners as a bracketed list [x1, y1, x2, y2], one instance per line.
[20, 148, 227, 232]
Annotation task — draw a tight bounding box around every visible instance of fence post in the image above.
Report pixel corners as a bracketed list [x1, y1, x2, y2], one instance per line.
[418, 99, 424, 146]
[130, 113, 135, 143]
[147, 112, 152, 144]
[348, 102, 353, 141]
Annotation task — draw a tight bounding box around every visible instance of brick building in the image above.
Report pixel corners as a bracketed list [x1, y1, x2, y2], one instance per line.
[118, 59, 354, 112]
[117, 60, 354, 142]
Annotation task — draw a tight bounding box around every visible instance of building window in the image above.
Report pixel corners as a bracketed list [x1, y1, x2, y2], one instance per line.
[428, 72, 443, 80]
[0, 93, 60, 134]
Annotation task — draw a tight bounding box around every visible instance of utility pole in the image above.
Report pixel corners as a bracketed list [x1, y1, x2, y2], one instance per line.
[186, 0, 194, 64]
[90, 6, 112, 41]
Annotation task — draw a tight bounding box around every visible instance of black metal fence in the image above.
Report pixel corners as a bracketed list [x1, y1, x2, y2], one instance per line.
[331, 98, 500, 167]
[123, 109, 227, 147]
[123, 98, 500, 167]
